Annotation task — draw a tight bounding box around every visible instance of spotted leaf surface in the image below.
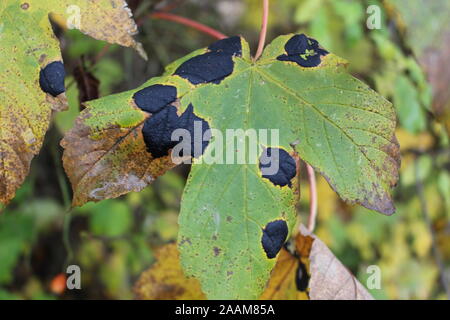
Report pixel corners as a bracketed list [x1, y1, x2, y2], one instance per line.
[0, 0, 143, 205]
[61, 76, 191, 206]
[62, 34, 399, 299]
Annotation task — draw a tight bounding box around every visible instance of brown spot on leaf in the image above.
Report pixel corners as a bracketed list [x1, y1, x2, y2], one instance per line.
[61, 109, 176, 206]
[213, 247, 221, 256]
[39, 54, 47, 64]
[20, 3, 29, 10]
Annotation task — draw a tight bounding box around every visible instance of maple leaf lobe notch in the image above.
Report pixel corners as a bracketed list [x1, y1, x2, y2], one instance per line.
[174, 36, 242, 85]
[39, 61, 66, 96]
[261, 220, 289, 259]
[259, 148, 297, 187]
[277, 34, 328, 67]
[133, 84, 177, 114]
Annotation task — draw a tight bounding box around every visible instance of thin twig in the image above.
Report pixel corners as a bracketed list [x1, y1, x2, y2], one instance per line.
[147, 12, 227, 40]
[414, 158, 450, 298]
[253, 0, 269, 61]
[306, 163, 318, 232]
[155, 0, 186, 13]
[93, 43, 112, 64]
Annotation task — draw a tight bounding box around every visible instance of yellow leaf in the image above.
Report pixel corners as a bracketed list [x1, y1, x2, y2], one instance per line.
[134, 243, 206, 300]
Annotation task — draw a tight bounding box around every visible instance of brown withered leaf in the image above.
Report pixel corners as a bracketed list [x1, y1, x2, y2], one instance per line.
[261, 226, 373, 300]
[260, 248, 309, 300]
[134, 243, 206, 300]
[299, 225, 373, 300]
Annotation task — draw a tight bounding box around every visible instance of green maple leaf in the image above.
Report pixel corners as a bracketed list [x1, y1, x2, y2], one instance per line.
[62, 34, 399, 299]
[0, 0, 143, 205]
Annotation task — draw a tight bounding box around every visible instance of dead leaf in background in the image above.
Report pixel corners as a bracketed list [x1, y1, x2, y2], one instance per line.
[134, 243, 206, 300]
[261, 226, 373, 300]
[300, 225, 373, 300]
[260, 248, 309, 300]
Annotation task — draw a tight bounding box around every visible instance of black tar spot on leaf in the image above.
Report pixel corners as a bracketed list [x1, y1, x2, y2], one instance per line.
[142, 103, 210, 158]
[261, 220, 288, 259]
[208, 36, 242, 56]
[39, 61, 65, 96]
[177, 104, 211, 158]
[295, 261, 310, 291]
[277, 34, 328, 68]
[133, 84, 177, 114]
[174, 36, 242, 85]
[259, 148, 296, 187]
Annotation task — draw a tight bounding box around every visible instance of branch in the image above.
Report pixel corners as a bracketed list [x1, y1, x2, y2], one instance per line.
[254, 0, 269, 61]
[306, 163, 318, 232]
[149, 12, 227, 40]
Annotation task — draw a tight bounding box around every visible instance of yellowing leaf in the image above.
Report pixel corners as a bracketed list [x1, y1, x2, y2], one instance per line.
[134, 243, 206, 300]
[299, 225, 373, 300]
[261, 226, 372, 300]
[0, 0, 143, 205]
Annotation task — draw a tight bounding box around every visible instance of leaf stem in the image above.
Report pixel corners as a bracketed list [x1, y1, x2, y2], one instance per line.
[306, 163, 318, 232]
[253, 0, 269, 61]
[149, 12, 227, 40]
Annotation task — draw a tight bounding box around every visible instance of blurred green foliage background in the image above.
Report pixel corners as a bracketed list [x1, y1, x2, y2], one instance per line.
[0, 0, 449, 300]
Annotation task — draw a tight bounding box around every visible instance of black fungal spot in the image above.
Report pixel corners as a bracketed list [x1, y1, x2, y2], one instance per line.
[208, 36, 242, 56]
[174, 36, 242, 85]
[176, 104, 211, 158]
[261, 220, 288, 259]
[142, 103, 210, 158]
[277, 34, 328, 68]
[142, 106, 180, 158]
[133, 84, 177, 114]
[259, 148, 296, 187]
[174, 52, 234, 85]
[39, 61, 65, 97]
[295, 261, 310, 292]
